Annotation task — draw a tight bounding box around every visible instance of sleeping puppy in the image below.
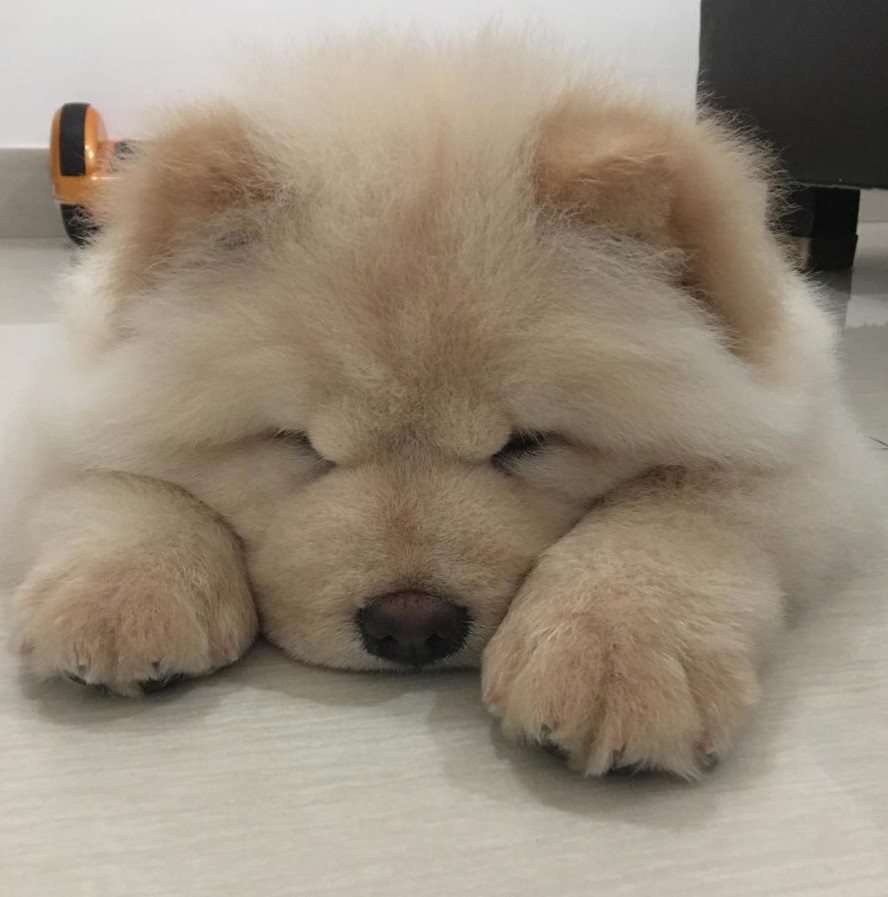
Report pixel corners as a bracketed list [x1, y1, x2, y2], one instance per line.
[3, 34, 879, 777]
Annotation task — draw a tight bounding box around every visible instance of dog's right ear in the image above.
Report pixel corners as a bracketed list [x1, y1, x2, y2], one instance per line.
[534, 95, 788, 362]
[96, 104, 278, 293]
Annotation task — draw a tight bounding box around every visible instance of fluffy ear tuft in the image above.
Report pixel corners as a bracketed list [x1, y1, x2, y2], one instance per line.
[536, 122, 676, 241]
[95, 104, 278, 292]
[534, 95, 787, 361]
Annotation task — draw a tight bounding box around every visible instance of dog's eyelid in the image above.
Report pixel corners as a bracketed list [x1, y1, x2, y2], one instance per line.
[491, 430, 554, 467]
[275, 429, 314, 450]
[272, 429, 334, 466]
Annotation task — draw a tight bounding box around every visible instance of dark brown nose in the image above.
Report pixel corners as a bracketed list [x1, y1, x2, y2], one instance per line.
[357, 591, 470, 666]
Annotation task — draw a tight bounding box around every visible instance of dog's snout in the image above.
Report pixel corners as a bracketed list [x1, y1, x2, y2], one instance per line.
[357, 592, 469, 666]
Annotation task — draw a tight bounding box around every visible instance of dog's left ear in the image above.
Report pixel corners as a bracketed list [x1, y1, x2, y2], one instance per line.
[96, 104, 278, 293]
[535, 97, 786, 361]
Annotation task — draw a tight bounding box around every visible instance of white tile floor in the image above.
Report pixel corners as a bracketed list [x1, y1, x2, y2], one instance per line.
[1, 232, 886, 897]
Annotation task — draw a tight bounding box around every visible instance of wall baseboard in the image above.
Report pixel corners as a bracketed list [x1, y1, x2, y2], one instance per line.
[0, 148, 64, 238]
[860, 190, 888, 223]
[1, 146, 887, 240]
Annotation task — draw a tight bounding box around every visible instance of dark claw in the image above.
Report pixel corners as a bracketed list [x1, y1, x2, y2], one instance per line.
[606, 748, 644, 777]
[541, 740, 570, 762]
[606, 752, 719, 777]
[138, 673, 185, 695]
[539, 727, 571, 763]
[64, 673, 115, 696]
[699, 752, 720, 772]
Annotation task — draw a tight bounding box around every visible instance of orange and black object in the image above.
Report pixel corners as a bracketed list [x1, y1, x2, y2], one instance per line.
[50, 103, 134, 244]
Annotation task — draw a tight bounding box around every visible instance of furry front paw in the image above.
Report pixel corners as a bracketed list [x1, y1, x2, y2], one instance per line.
[482, 582, 761, 778]
[14, 548, 258, 697]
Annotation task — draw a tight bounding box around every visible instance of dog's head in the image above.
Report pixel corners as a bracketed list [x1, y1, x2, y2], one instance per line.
[72, 42, 793, 671]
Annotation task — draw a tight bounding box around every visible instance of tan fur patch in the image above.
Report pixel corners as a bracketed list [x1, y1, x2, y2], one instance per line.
[535, 95, 787, 360]
[96, 106, 278, 293]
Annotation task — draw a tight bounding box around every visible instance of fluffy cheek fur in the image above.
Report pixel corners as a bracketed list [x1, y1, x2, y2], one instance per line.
[245, 461, 582, 670]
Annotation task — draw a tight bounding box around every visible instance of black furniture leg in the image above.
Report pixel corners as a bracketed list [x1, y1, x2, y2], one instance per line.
[809, 187, 860, 272]
[785, 186, 860, 272]
[783, 186, 859, 318]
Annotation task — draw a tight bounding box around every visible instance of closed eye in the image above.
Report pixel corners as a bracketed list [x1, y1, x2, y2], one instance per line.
[274, 430, 334, 470]
[491, 431, 553, 472]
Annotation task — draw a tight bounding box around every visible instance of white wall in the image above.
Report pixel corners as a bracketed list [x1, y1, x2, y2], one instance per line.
[0, 1, 700, 147]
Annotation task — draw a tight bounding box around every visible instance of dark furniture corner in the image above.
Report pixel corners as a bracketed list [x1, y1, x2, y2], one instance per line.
[698, 0, 888, 278]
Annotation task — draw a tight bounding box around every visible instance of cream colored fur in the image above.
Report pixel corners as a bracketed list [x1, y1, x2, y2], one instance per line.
[1, 33, 881, 776]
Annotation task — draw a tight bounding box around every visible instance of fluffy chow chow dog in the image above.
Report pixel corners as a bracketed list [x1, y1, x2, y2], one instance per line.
[2, 34, 879, 777]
